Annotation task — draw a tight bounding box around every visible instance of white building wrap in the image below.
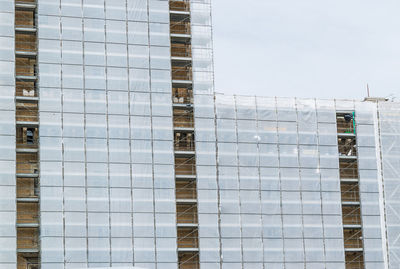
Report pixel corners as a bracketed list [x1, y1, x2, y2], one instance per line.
[1, 0, 400, 269]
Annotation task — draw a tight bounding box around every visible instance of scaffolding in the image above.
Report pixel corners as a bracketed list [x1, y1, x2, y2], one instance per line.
[169, 1, 200, 268]
[14, 1, 40, 268]
[336, 112, 365, 269]
[4, 0, 389, 267]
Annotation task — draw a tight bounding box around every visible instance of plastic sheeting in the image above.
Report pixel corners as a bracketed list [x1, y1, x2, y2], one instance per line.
[0, 2, 16, 268]
[194, 95, 348, 267]
[356, 101, 387, 268]
[379, 101, 400, 269]
[191, 1, 214, 95]
[194, 95, 400, 268]
[38, 0, 178, 268]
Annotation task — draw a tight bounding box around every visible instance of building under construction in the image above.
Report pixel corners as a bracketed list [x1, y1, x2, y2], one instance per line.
[0, 0, 400, 269]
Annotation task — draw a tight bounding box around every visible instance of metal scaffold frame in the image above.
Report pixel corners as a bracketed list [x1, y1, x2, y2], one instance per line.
[336, 111, 365, 269]
[169, 0, 200, 268]
[14, 0, 40, 268]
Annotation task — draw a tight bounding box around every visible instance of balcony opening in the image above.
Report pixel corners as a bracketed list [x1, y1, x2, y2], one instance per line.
[341, 183, 360, 203]
[172, 65, 192, 81]
[336, 112, 356, 134]
[17, 157, 39, 175]
[173, 107, 194, 128]
[173, 87, 193, 104]
[178, 251, 199, 269]
[17, 254, 39, 269]
[344, 251, 364, 269]
[342, 206, 362, 226]
[176, 180, 197, 200]
[175, 156, 196, 176]
[16, 81, 37, 97]
[339, 159, 359, 179]
[16, 33, 37, 52]
[170, 0, 190, 12]
[177, 203, 198, 224]
[343, 228, 363, 249]
[17, 178, 39, 198]
[15, 9, 36, 28]
[175, 131, 195, 151]
[17, 203, 39, 224]
[177, 227, 198, 249]
[16, 102, 38, 122]
[170, 19, 191, 35]
[17, 127, 38, 148]
[17, 227, 39, 250]
[16, 57, 37, 77]
[338, 136, 357, 157]
[171, 42, 192, 58]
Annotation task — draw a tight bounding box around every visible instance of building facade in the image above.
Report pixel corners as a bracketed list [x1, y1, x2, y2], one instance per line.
[1, 0, 400, 269]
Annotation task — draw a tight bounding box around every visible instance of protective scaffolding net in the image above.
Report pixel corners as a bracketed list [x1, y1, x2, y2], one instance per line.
[379, 101, 400, 268]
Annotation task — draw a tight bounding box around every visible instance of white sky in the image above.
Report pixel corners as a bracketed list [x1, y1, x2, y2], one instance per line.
[212, 0, 400, 100]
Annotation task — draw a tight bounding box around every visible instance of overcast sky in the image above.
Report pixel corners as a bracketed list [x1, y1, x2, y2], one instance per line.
[212, 0, 400, 100]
